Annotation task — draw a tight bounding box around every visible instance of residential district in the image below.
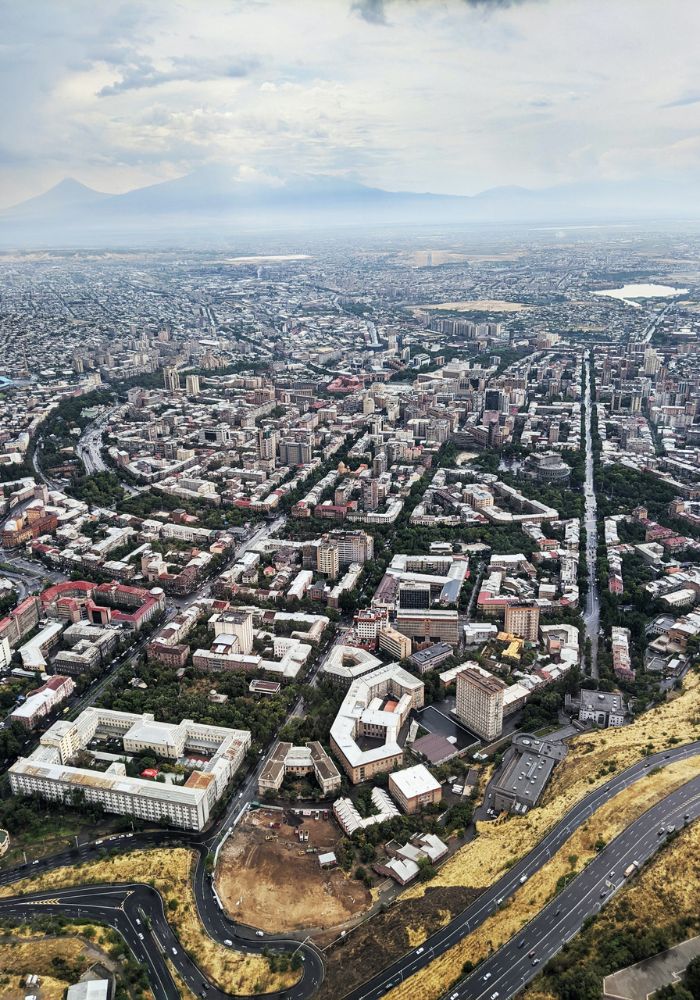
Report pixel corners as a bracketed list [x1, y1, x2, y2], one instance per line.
[0, 229, 699, 1000]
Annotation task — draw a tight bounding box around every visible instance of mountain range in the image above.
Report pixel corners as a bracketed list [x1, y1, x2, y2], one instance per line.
[1, 166, 699, 245]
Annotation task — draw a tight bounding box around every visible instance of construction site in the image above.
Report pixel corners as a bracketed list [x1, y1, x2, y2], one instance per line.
[215, 807, 372, 936]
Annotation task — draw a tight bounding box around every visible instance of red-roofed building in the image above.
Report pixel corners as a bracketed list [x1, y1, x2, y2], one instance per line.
[0, 595, 41, 649]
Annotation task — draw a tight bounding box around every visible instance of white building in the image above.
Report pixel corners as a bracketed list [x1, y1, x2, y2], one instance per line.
[389, 763, 442, 814]
[9, 708, 250, 831]
[329, 663, 424, 783]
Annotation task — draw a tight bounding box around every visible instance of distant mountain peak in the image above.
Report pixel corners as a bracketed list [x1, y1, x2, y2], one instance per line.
[2, 169, 700, 244]
[51, 176, 97, 193]
[4, 177, 107, 220]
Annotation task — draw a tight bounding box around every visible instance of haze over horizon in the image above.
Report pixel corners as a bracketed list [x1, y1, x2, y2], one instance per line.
[3, 0, 700, 216]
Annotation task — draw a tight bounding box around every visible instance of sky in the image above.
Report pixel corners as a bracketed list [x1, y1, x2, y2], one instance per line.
[2, 0, 700, 209]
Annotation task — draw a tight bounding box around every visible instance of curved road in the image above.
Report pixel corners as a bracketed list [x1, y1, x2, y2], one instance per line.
[0, 744, 698, 1000]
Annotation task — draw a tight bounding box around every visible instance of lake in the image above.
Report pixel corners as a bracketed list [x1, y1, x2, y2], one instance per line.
[592, 283, 688, 305]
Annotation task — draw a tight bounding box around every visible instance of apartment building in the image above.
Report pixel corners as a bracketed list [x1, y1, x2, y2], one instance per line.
[330, 530, 375, 567]
[11, 675, 76, 730]
[0, 595, 41, 649]
[317, 540, 340, 580]
[455, 666, 506, 741]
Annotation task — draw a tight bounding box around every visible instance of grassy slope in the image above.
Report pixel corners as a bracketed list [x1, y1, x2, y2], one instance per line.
[0, 847, 300, 996]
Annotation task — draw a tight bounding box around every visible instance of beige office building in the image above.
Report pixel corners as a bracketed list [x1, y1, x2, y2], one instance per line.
[317, 540, 340, 580]
[504, 604, 540, 642]
[378, 625, 412, 660]
[456, 667, 506, 741]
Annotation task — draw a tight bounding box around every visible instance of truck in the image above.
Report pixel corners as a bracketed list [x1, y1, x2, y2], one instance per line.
[623, 861, 639, 878]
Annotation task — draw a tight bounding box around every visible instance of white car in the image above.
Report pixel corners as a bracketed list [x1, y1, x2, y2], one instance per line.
[483, 972, 492, 981]
[256, 930, 264, 937]
[224, 939, 233, 947]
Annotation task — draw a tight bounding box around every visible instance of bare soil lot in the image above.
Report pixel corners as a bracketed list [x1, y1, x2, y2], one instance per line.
[417, 299, 528, 312]
[216, 809, 371, 935]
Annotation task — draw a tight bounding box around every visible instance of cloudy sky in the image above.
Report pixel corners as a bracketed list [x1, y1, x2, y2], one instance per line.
[2, 0, 700, 208]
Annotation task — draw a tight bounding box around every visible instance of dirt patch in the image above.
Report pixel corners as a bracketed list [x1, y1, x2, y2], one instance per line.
[216, 809, 371, 935]
[416, 299, 528, 313]
[315, 886, 478, 1000]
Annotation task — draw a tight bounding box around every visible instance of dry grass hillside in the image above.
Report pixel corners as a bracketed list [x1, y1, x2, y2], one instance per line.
[520, 818, 700, 1000]
[386, 758, 700, 1000]
[0, 847, 300, 996]
[405, 670, 700, 901]
[0, 925, 116, 1000]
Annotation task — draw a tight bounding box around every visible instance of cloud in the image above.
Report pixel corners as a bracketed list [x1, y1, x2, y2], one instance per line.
[351, 0, 388, 24]
[97, 55, 257, 97]
[463, 0, 542, 6]
[661, 93, 700, 109]
[2, 0, 700, 209]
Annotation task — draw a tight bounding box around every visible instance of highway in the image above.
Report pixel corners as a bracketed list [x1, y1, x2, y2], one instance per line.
[1, 508, 697, 1000]
[0, 746, 697, 1000]
[0, 826, 325, 1000]
[0, 881, 319, 1000]
[344, 741, 700, 1000]
[440, 774, 700, 1000]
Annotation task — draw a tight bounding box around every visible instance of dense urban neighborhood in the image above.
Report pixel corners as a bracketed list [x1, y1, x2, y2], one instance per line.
[0, 226, 699, 1000]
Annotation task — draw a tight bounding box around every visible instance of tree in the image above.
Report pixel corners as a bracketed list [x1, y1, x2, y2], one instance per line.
[683, 955, 700, 999]
[417, 857, 436, 882]
[656, 986, 694, 1000]
[556, 967, 603, 1000]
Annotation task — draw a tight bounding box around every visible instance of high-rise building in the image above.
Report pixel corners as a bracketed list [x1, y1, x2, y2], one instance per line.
[372, 452, 387, 478]
[504, 604, 540, 642]
[317, 540, 340, 580]
[643, 348, 661, 376]
[362, 478, 380, 511]
[163, 366, 181, 393]
[329, 530, 374, 567]
[213, 610, 254, 655]
[455, 667, 506, 740]
[185, 374, 201, 396]
[398, 581, 432, 610]
[279, 439, 312, 465]
[257, 427, 278, 462]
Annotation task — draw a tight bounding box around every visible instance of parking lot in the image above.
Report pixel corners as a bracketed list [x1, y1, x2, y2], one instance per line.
[414, 702, 480, 752]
